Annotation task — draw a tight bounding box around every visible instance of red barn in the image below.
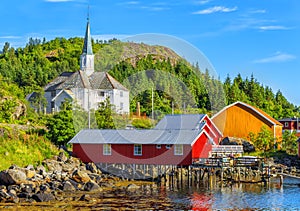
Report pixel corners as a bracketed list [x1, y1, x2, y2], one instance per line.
[69, 114, 222, 166]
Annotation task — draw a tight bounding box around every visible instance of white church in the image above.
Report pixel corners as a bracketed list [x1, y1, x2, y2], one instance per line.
[28, 18, 129, 114]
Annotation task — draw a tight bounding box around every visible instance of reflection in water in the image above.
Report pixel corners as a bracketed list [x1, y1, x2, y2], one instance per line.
[2, 179, 300, 210]
[166, 178, 300, 210]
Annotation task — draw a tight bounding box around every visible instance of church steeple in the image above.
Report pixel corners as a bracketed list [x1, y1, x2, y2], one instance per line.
[80, 10, 94, 77]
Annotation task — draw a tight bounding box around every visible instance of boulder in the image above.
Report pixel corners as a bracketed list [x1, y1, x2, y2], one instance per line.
[0, 169, 27, 185]
[72, 170, 91, 183]
[79, 194, 91, 201]
[57, 151, 68, 162]
[42, 159, 62, 172]
[83, 181, 101, 192]
[86, 163, 99, 174]
[25, 169, 36, 179]
[126, 183, 140, 192]
[32, 192, 55, 202]
[61, 181, 76, 192]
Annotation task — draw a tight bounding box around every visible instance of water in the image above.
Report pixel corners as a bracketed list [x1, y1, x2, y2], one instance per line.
[2, 179, 300, 210]
[166, 180, 300, 210]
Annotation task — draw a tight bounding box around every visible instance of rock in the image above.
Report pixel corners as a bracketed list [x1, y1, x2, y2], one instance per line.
[67, 157, 81, 166]
[39, 184, 50, 193]
[79, 194, 91, 201]
[26, 164, 35, 171]
[68, 179, 80, 190]
[43, 159, 62, 172]
[86, 163, 99, 174]
[61, 163, 74, 173]
[126, 184, 140, 192]
[25, 169, 36, 179]
[0, 169, 27, 185]
[57, 151, 68, 162]
[61, 181, 76, 192]
[21, 184, 34, 194]
[0, 190, 10, 199]
[72, 170, 91, 183]
[32, 192, 55, 202]
[83, 181, 101, 192]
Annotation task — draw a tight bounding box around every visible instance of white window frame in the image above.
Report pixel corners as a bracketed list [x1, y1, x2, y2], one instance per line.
[166, 144, 171, 149]
[134, 144, 142, 156]
[284, 122, 289, 127]
[103, 144, 111, 155]
[156, 144, 161, 149]
[174, 144, 183, 155]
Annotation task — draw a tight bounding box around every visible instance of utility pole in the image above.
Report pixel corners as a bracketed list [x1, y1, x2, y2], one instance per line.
[151, 88, 154, 119]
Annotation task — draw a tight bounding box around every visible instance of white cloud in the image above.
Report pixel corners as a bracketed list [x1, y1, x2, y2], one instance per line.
[254, 52, 296, 64]
[250, 9, 266, 14]
[195, 0, 212, 5]
[45, 0, 73, 2]
[0, 36, 21, 39]
[258, 25, 290, 31]
[193, 6, 237, 15]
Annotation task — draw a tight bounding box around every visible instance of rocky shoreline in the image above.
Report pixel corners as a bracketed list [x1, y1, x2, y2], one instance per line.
[0, 151, 150, 206]
[1, 151, 300, 207]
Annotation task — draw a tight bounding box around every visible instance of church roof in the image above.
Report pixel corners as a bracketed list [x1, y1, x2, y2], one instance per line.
[45, 71, 128, 91]
[82, 21, 93, 55]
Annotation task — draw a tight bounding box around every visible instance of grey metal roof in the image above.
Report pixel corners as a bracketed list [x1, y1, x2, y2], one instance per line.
[278, 118, 298, 122]
[154, 114, 206, 130]
[68, 129, 201, 145]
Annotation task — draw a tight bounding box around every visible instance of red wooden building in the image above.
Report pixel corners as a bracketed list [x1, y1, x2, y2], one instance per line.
[69, 114, 222, 166]
[278, 117, 300, 133]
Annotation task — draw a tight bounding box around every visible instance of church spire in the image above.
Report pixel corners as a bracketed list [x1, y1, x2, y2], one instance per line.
[80, 6, 94, 76]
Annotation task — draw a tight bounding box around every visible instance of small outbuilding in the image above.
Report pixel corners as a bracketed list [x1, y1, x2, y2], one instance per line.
[212, 101, 282, 141]
[69, 114, 222, 166]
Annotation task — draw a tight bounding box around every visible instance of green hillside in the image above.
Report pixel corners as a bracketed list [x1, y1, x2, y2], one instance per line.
[0, 37, 299, 168]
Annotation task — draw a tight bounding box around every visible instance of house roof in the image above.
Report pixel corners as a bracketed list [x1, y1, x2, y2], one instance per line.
[278, 117, 298, 122]
[68, 128, 203, 145]
[212, 101, 282, 126]
[69, 114, 220, 145]
[154, 114, 206, 130]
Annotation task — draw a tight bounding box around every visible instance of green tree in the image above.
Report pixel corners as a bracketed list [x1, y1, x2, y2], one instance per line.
[254, 126, 275, 152]
[282, 130, 298, 155]
[95, 98, 116, 129]
[46, 100, 75, 146]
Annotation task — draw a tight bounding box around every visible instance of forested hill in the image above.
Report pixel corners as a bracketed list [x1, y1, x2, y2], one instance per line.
[0, 37, 298, 124]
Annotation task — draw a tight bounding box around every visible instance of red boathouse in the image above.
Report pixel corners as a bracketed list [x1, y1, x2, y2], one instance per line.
[69, 114, 222, 166]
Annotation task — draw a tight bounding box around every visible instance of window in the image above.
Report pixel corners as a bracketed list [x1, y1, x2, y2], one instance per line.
[174, 144, 183, 155]
[120, 91, 123, 97]
[285, 122, 289, 127]
[134, 144, 142, 156]
[103, 144, 111, 155]
[120, 102, 124, 110]
[51, 101, 55, 109]
[98, 91, 105, 97]
[51, 90, 56, 97]
[166, 144, 171, 149]
[156, 144, 161, 149]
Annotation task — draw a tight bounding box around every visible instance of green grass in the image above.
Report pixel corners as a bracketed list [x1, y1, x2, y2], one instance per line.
[0, 127, 59, 171]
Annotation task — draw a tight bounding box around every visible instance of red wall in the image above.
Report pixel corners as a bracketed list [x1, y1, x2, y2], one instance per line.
[73, 143, 192, 166]
[192, 132, 213, 159]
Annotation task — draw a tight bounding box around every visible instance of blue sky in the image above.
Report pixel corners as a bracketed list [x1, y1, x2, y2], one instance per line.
[1, 0, 299, 105]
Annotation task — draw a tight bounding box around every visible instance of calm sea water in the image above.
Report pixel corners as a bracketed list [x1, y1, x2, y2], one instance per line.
[166, 179, 300, 210]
